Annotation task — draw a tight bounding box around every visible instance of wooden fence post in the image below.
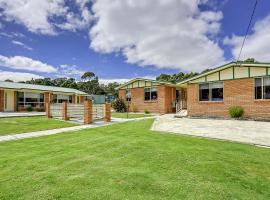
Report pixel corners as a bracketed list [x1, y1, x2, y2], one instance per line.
[62, 102, 69, 121]
[46, 103, 52, 118]
[84, 100, 93, 124]
[104, 102, 111, 122]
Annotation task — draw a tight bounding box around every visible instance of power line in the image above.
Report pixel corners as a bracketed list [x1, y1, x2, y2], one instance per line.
[236, 0, 259, 64]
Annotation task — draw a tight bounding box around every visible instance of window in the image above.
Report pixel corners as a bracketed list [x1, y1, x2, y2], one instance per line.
[17, 92, 45, 109]
[52, 94, 72, 103]
[255, 77, 270, 99]
[199, 82, 223, 101]
[126, 89, 131, 101]
[199, 84, 209, 101]
[144, 87, 158, 101]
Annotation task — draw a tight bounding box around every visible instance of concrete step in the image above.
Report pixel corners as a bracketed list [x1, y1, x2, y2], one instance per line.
[175, 109, 187, 118]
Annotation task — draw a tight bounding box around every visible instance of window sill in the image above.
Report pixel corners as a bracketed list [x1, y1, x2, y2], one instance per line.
[198, 101, 224, 104]
[144, 100, 158, 103]
[254, 99, 270, 102]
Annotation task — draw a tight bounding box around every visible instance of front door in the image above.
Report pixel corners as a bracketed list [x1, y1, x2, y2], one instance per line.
[4, 90, 14, 112]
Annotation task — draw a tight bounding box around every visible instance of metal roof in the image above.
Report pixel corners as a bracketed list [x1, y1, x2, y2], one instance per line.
[116, 78, 177, 90]
[0, 81, 88, 95]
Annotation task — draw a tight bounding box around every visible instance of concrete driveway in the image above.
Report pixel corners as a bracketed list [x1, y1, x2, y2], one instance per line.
[151, 115, 270, 147]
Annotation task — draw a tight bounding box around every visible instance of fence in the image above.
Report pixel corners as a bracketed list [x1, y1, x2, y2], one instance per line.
[46, 100, 111, 124]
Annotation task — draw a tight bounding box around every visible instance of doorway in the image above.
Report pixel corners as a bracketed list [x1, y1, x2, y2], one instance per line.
[4, 90, 14, 112]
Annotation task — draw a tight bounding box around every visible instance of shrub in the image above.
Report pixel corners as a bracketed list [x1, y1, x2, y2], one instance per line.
[112, 98, 127, 112]
[27, 105, 33, 112]
[144, 109, 150, 114]
[229, 106, 244, 118]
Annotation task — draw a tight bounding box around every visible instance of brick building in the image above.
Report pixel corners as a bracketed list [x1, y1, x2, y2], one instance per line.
[0, 81, 88, 112]
[117, 78, 182, 114]
[118, 61, 270, 120]
[177, 61, 270, 119]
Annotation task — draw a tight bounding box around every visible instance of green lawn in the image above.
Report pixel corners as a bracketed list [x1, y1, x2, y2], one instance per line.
[112, 112, 153, 118]
[0, 119, 269, 200]
[0, 116, 77, 136]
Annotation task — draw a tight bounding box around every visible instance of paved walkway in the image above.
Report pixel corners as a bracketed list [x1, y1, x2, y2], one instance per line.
[0, 112, 45, 118]
[0, 116, 155, 143]
[151, 115, 270, 147]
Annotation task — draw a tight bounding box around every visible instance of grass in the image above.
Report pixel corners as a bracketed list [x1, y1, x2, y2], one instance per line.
[0, 116, 77, 136]
[0, 119, 270, 200]
[112, 112, 153, 118]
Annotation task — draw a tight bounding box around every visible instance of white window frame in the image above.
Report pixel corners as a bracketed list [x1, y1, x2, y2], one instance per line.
[144, 87, 158, 101]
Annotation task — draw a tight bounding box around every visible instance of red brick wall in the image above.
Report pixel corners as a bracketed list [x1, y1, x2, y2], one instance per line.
[0, 90, 4, 112]
[118, 86, 176, 114]
[187, 78, 270, 119]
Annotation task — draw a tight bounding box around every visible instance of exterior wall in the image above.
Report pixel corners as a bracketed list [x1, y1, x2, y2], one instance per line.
[0, 90, 4, 112]
[189, 66, 270, 84]
[187, 78, 270, 119]
[118, 85, 177, 114]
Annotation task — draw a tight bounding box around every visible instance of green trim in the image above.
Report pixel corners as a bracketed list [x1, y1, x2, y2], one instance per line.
[232, 66, 235, 79]
[266, 67, 269, 76]
[248, 66, 250, 77]
[218, 71, 221, 80]
[205, 76, 207, 82]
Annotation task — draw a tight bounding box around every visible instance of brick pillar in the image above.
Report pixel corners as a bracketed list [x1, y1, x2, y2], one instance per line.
[62, 102, 69, 121]
[46, 103, 52, 118]
[84, 100, 92, 124]
[0, 90, 4, 112]
[104, 102, 111, 122]
[14, 91, 17, 112]
[80, 96, 85, 103]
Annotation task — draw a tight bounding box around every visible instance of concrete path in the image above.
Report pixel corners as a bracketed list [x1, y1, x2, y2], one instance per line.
[151, 115, 270, 147]
[0, 116, 155, 143]
[0, 112, 45, 118]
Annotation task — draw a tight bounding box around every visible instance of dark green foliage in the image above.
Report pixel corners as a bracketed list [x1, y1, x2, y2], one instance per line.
[26, 105, 33, 112]
[144, 109, 150, 114]
[229, 106, 244, 118]
[156, 72, 199, 83]
[112, 98, 127, 112]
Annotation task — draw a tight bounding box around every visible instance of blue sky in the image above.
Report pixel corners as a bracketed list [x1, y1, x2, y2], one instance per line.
[0, 0, 270, 83]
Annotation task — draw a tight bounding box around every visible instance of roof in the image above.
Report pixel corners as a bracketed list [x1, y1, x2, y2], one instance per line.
[177, 61, 270, 85]
[0, 81, 88, 95]
[116, 78, 177, 90]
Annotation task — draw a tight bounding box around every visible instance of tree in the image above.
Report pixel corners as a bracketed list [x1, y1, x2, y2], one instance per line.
[4, 79, 13, 82]
[81, 72, 95, 82]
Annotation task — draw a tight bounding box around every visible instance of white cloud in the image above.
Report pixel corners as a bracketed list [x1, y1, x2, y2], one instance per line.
[224, 14, 270, 61]
[58, 64, 84, 77]
[0, 70, 43, 82]
[89, 0, 225, 72]
[11, 40, 33, 51]
[0, 0, 92, 35]
[0, 55, 57, 73]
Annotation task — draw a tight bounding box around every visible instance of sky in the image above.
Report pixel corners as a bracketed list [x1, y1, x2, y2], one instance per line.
[0, 0, 270, 84]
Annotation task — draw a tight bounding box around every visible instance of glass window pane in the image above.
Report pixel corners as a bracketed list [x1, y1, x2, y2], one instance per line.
[255, 78, 262, 99]
[151, 88, 158, 100]
[211, 82, 223, 101]
[264, 77, 270, 99]
[199, 84, 209, 101]
[144, 88, 150, 101]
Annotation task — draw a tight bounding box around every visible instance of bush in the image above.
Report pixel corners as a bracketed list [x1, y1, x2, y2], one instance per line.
[144, 109, 150, 114]
[112, 98, 127, 112]
[27, 105, 33, 112]
[229, 106, 244, 118]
